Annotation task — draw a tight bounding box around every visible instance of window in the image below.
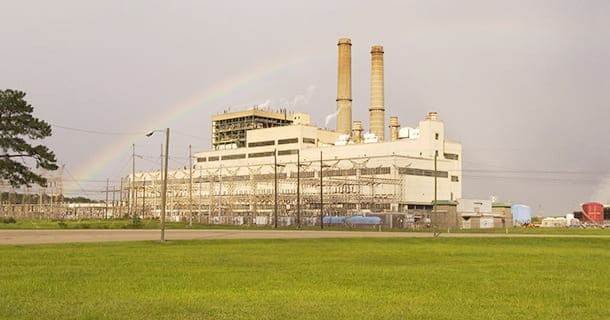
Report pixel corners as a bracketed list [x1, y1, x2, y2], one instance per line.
[444, 153, 459, 160]
[303, 137, 316, 144]
[451, 175, 459, 182]
[435, 133, 439, 140]
[399, 167, 448, 178]
[278, 138, 298, 145]
[293, 171, 315, 178]
[221, 154, 246, 160]
[224, 175, 249, 181]
[325, 168, 357, 177]
[208, 156, 219, 161]
[197, 157, 207, 162]
[361, 167, 391, 175]
[248, 140, 275, 147]
[248, 151, 275, 158]
[278, 149, 298, 156]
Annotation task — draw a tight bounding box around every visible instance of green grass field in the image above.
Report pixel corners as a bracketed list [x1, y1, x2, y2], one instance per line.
[1, 237, 609, 319]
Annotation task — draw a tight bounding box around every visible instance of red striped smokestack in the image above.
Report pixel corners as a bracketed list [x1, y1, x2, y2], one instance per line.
[336, 38, 352, 135]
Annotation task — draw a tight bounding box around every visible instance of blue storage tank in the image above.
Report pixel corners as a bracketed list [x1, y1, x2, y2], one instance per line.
[511, 204, 531, 225]
[323, 216, 346, 224]
[345, 216, 382, 225]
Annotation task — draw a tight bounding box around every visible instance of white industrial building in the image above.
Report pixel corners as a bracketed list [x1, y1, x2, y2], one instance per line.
[125, 38, 463, 226]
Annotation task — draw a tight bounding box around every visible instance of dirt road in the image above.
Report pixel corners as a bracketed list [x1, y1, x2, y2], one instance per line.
[1, 229, 608, 245]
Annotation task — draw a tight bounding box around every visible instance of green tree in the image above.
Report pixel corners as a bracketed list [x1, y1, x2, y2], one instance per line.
[0, 89, 58, 187]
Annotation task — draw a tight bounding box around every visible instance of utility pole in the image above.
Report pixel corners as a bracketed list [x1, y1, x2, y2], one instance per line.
[160, 128, 170, 242]
[199, 167, 203, 223]
[189, 144, 193, 227]
[433, 150, 438, 227]
[218, 165, 222, 218]
[105, 178, 109, 219]
[274, 149, 278, 228]
[49, 182, 54, 218]
[320, 151, 324, 229]
[119, 178, 123, 218]
[112, 184, 116, 219]
[142, 178, 146, 217]
[23, 186, 29, 219]
[38, 185, 43, 217]
[131, 143, 135, 219]
[160, 143, 163, 219]
[296, 149, 301, 228]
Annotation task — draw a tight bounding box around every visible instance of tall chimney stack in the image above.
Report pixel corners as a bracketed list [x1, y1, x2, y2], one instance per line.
[389, 116, 400, 141]
[336, 38, 352, 135]
[369, 45, 385, 141]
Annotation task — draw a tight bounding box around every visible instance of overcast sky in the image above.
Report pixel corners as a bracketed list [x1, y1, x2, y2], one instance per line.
[1, 0, 608, 215]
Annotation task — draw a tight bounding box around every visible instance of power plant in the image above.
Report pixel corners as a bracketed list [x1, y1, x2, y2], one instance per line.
[0, 38, 607, 229]
[114, 38, 464, 227]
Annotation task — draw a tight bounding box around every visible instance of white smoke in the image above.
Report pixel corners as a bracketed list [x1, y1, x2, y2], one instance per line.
[280, 85, 317, 109]
[591, 175, 610, 204]
[325, 111, 339, 128]
[258, 99, 272, 109]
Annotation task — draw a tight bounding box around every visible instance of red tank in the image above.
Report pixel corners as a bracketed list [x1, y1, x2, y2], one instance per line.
[582, 202, 604, 224]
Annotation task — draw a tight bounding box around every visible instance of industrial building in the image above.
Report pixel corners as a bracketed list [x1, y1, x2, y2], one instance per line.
[125, 38, 464, 226]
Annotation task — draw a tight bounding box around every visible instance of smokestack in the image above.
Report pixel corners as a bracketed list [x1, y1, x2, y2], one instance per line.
[389, 116, 399, 141]
[336, 38, 352, 135]
[352, 120, 363, 143]
[369, 45, 385, 141]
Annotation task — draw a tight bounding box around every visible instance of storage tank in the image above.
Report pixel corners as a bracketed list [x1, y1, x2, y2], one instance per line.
[511, 204, 531, 226]
[323, 216, 346, 224]
[582, 202, 604, 224]
[346, 216, 382, 225]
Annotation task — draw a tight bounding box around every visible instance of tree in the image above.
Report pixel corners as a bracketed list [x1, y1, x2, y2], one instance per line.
[0, 89, 58, 187]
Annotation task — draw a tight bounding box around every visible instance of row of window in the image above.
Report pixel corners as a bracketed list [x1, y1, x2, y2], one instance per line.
[399, 167, 449, 178]
[197, 150, 300, 162]
[361, 167, 391, 175]
[247, 137, 315, 148]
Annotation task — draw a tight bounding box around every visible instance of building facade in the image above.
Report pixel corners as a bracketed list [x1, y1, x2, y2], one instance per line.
[127, 110, 462, 225]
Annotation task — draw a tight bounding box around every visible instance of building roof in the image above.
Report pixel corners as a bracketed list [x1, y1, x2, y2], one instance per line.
[492, 202, 512, 208]
[212, 108, 295, 122]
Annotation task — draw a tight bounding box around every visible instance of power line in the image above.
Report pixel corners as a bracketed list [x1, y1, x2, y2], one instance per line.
[63, 167, 89, 195]
[459, 169, 606, 175]
[465, 175, 601, 183]
[51, 123, 144, 136]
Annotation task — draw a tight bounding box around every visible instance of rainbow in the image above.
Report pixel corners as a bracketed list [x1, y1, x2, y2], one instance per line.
[67, 52, 311, 194]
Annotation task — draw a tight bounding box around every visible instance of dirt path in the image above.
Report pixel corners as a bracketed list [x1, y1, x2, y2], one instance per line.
[1, 229, 609, 245]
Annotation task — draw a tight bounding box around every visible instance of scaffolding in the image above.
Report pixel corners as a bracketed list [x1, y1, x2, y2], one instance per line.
[212, 109, 293, 150]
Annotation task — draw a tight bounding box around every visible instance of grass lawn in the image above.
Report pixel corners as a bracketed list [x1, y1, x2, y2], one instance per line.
[1, 237, 609, 319]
